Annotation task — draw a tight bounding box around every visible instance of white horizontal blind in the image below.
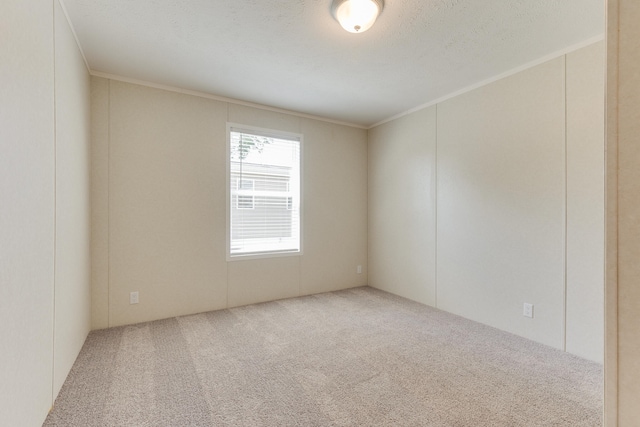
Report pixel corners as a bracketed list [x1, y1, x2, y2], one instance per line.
[229, 127, 301, 257]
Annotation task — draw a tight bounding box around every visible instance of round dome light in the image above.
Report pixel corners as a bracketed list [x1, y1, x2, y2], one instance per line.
[332, 0, 384, 33]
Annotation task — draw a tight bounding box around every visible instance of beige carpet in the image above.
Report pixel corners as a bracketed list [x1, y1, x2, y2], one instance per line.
[44, 287, 602, 426]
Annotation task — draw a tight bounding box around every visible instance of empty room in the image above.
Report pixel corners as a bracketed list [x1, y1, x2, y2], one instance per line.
[2, 0, 639, 426]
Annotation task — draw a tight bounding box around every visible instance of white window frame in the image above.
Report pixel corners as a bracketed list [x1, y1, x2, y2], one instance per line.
[226, 123, 303, 261]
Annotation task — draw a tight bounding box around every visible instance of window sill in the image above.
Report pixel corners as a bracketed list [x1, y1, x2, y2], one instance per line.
[226, 249, 303, 262]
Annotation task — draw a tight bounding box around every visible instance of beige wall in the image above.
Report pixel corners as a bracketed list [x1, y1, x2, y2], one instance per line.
[606, 0, 640, 425]
[53, 0, 92, 397]
[437, 57, 567, 349]
[368, 42, 604, 362]
[566, 43, 605, 362]
[91, 77, 110, 329]
[368, 107, 437, 306]
[0, 1, 91, 425]
[91, 79, 368, 328]
[0, 2, 55, 425]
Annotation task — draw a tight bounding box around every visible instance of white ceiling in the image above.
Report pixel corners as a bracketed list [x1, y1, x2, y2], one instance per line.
[61, 0, 604, 127]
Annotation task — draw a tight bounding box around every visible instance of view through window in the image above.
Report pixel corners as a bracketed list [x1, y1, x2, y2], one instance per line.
[228, 126, 302, 258]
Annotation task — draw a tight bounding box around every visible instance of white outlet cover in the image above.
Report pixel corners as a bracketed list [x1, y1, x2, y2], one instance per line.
[523, 303, 534, 318]
[130, 291, 139, 305]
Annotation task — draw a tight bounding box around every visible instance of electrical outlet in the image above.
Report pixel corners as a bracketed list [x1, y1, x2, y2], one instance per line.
[130, 291, 139, 305]
[357, 265, 362, 274]
[523, 303, 534, 318]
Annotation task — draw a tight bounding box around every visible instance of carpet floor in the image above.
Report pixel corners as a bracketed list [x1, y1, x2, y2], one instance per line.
[44, 287, 603, 426]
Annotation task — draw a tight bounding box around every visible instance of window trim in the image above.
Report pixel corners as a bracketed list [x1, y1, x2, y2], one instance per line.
[226, 122, 304, 262]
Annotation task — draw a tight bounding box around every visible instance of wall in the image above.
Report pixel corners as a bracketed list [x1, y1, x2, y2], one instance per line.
[436, 57, 566, 349]
[368, 108, 437, 306]
[91, 79, 368, 329]
[606, 0, 640, 425]
[0, 1, 91, 425]
[53, 0, 92, 397]
[0, 2, 55, 425]
[565, 42, 605, 362]
[368, 41, 604, 362]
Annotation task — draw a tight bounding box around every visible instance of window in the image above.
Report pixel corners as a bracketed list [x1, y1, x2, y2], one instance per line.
[228, 124, 302, 259]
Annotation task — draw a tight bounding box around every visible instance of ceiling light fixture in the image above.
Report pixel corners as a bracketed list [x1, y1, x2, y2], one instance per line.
[331, 0, 384, 34]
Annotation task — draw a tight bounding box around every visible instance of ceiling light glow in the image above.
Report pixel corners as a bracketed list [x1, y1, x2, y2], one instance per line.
[332, 0, 384, 34]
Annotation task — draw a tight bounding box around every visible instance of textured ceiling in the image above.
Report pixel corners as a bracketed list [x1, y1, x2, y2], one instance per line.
[62, 0, 604, 127]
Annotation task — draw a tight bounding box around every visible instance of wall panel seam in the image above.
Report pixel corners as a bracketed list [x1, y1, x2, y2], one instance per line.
[51, 0, 58, 407]
[563, 54, 568, 353]
[107, 79, 111, 327]
[434, 104, 438, 309]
